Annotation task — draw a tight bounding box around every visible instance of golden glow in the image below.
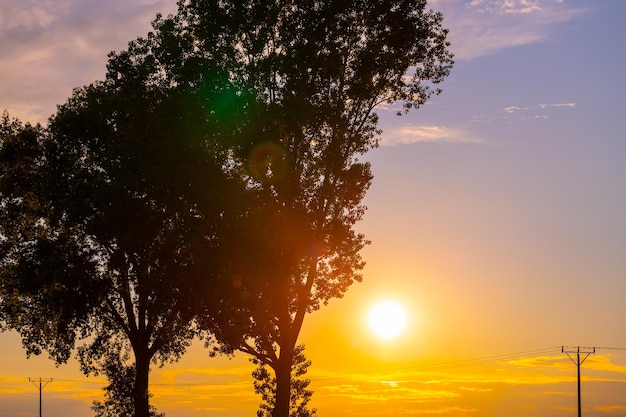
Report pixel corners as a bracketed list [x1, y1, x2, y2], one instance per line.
[367, 300, 408, 340]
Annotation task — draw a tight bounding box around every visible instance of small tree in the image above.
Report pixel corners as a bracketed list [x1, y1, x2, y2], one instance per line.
[252, 345, 316, 417]
[91, 352, 165, 417]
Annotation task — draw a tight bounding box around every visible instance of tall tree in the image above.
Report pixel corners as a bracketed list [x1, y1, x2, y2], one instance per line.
[162, 1, 453, 415]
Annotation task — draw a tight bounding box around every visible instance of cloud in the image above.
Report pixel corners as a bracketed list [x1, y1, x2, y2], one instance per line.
[504, 106, 531, 113]
[460, 386, 493, 393]
[0, 0, 177, 123]
[539, 102, 576, 109]
[416, 406, 479, 414]
[585, 354, 626, 375]
[554, 406, 578, 412]
[596, 405, 626, 414]
[308, 357, 625, 417]
[319, 380, 460, 403]
[381, 125, 485, 146]
[0, 0, 588, 126]
[430, 0, 588, 60]
[506, 354, 572, 369]
[502, 102, 576, 120]
[468, 0, 548, 15]
[0, 5, 57, 31]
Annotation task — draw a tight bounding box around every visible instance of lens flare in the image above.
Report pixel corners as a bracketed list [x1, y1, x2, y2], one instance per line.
[248, 142, 289, 184]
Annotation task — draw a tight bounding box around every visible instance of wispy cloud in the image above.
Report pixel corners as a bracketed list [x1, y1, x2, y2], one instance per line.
[502, 102, 576, 120]
[596, 405, 626, 414]
[0, 0, 590, 124]
[308, 353, 626, 417]
[468, 0, 551, 15]
[381, 125, 485, 146]
[418, 406, 480, 414]
[506, 354, 572, 369]
[0, 3, 57, 31]
[585, 354, 626, 375]
[539, 102, 576, 109]
[430, 0, 588, 60]
[504, 106, 531, 113]
[319, 380, 460, 402]
[0, 0, 177, 123]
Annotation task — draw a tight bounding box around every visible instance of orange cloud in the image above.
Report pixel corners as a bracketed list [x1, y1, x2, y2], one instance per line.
[595, 405, 626, 414]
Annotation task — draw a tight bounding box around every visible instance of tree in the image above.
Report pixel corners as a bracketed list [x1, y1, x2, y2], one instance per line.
[91, 351, 165, 417]
[0, 42, 243, 417]
[0, 111, 51, 336]
[252, 344, 316, 417]
[1, 1, 453, 415]
[160, 1, 453, 416]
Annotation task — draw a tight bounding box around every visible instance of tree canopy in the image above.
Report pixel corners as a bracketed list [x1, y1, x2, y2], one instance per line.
[0, 64, 246, 417]
[144, 1, 453, 415]
[1, 1, 452, 416]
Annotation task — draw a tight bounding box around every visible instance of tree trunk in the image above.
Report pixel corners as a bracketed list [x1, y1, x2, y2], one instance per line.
[134, 348, 151, 417]
[272, 346, 293, 417]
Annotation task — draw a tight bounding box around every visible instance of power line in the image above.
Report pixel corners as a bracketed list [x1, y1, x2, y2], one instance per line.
[1, 346, 624, 389]
[308, 346, 564, 382]
[399, 346, 562, 372]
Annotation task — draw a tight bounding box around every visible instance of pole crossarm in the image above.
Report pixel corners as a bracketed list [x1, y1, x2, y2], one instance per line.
[563, 346, 595, 366]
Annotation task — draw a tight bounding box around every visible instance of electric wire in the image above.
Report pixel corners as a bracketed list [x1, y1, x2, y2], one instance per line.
[308, 346, 564, 382]
[0, 346, 624, 388]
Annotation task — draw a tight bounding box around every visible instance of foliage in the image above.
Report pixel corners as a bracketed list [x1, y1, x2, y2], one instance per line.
[0, 41, 243, 417]
[1, 1, 453, 416]
[152, 1, 454, 415]
[252, 345, 316, 417]
[91, 352, 165, 417]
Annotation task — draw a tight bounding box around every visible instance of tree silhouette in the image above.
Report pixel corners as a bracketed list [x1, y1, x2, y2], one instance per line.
[91, 351, 165, 417]
[0, 56, 243, 417]
[252, 344, 316, 417]
[1, 1, 453, 416]
[161, 1, 453, 415]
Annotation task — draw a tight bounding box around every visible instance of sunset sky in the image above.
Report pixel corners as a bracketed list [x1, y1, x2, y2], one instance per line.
[1, 1, 625, 416]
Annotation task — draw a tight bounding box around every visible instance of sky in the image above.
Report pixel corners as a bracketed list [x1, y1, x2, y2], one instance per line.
[1, 0, 626, 416]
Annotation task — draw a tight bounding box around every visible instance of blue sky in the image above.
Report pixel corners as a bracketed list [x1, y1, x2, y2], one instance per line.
[365, 0, 626, 348]
[1, 1, 626, 416]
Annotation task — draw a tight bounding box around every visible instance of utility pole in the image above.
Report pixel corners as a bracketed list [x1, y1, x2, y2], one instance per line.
[562, 346, 595, 417]
[29, 377, 52, 417]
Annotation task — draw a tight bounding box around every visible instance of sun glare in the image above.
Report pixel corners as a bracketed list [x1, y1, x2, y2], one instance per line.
[367, 300, 408, 340]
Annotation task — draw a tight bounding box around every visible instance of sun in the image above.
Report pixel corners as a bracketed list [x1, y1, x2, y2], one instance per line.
[367, 300, 408, 340]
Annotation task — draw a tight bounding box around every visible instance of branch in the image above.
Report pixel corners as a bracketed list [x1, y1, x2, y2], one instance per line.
[292, 258, 317, 339]
[117, 255, 138, 335]
[239, 341, 277, 367]
[104, 297, 132, 337]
